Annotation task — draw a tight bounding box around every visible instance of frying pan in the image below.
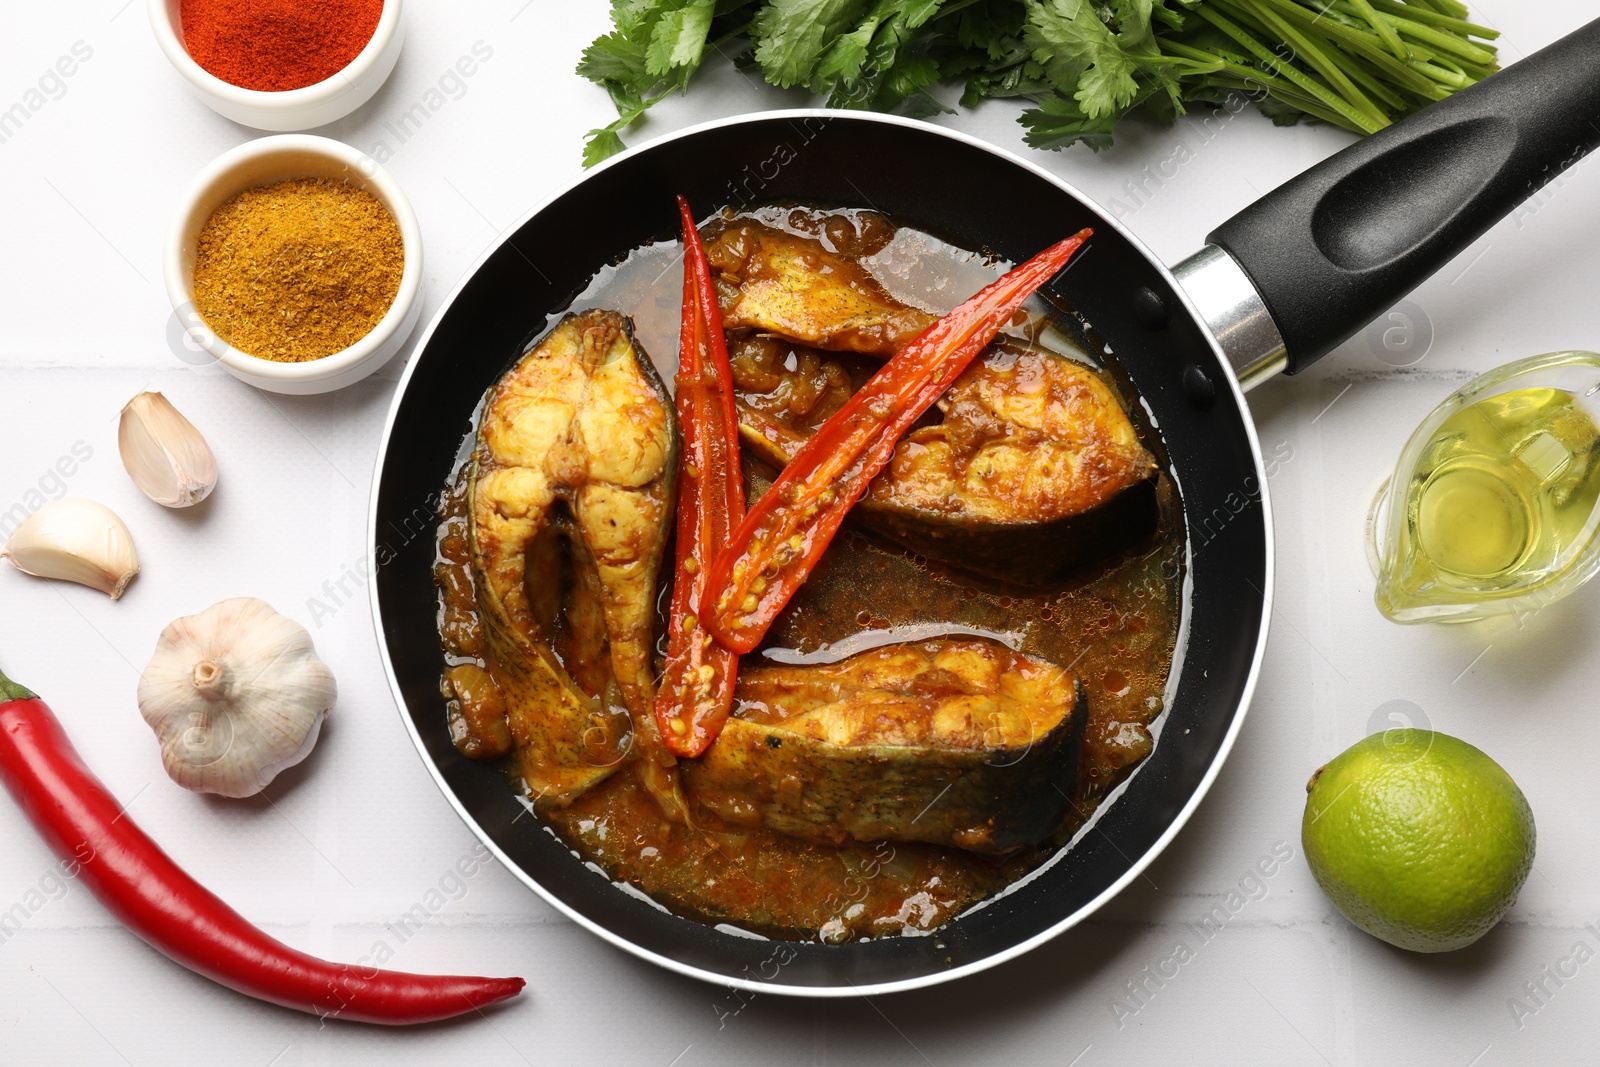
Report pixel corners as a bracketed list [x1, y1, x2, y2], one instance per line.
[370, 18, 1600, 995]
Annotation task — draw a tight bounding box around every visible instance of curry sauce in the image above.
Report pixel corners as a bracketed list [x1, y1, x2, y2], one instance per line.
[434, 205, 1184, 942]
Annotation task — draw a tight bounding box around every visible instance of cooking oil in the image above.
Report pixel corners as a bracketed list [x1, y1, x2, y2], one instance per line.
[1374, 355, 1600, 623]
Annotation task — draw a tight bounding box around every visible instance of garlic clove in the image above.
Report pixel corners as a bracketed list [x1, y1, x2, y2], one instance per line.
[138, 597, 336, 798]
[119, 391, 217, 508]
[1, 498, 140, 599]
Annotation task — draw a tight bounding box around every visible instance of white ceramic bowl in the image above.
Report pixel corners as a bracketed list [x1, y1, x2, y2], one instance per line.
[164, 135, 423, 395]
[148, 0, 404, 131]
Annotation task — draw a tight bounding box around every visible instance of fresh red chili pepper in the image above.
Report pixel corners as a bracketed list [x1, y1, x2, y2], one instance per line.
[653, 195, 746, 758]
[0, 665, 525, 1025]
[701, 228, 1094, 654]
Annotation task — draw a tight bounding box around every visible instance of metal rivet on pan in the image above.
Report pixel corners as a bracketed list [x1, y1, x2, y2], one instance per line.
[1182, 364, 1215, 409]
[1134, 287, 1168, 330]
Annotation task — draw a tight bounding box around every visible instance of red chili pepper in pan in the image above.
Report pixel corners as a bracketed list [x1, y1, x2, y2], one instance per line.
[701, 228, 1094, 654]
[653, 195, 746, 758]
[0, 664, 524, 1025]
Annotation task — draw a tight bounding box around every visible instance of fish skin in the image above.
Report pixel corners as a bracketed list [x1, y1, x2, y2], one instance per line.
[735, 341, 1160, 583]
[684, 639, 1086, 853]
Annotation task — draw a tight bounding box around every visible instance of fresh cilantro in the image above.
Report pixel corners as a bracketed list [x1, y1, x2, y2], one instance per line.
[646, 0, 719, 76]
[1024, 0, 1141, 118]
[752, 0, 875, 87]
[582, 126, 631, 167]
[577, 0, 1500, 164]
[576, 32, 648, 85]
[1020, 91, 1128, 151]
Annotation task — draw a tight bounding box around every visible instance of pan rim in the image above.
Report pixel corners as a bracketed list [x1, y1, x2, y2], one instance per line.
[367, 107, 1275, 998]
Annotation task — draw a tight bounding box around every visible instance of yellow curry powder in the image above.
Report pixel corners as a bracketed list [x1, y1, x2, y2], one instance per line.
[191, 177, 403, 363]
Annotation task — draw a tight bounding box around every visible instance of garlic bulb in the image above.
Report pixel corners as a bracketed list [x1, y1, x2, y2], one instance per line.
[119, 391, 217, 507]
[1, 498, 140, 598]
[139, 598, 335, 797]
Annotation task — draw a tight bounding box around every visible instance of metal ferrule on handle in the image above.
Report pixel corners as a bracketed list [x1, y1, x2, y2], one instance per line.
[1171, 245, 1287, 391]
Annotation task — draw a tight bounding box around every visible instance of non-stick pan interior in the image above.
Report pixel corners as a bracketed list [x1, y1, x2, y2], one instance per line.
[372, 113, 1269, 992]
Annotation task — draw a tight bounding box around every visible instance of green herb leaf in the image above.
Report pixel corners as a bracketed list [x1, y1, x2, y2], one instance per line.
[814, 0, 945, 89]
[1019, 92, 1123, 150]
[1109, 0, 1157, 47]
[646, 0, 719, 76]
[814, 11, 879, 87]
[578, 31, 650, 87]
[751, 0, 874, 87]
[1024, 0, 1142, 118]
[578, 0, 1501, 163]
[583, 126, 631, 166]
[881, 55, 948, 107]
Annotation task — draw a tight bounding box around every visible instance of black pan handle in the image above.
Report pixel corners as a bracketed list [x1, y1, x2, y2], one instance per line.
[1206, 16, 1600, 376]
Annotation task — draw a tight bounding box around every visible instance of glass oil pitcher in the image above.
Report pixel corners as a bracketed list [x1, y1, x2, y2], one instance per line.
[1371, 351, 1600, 623]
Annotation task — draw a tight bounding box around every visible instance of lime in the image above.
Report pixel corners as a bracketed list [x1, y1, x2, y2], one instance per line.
[1302, 729, 1534, 953]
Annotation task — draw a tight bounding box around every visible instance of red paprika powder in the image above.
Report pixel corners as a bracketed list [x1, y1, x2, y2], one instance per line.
[180, 0, 384, 92]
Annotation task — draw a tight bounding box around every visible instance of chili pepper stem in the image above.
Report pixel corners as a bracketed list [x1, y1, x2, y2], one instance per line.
[0, 664, 36, 702]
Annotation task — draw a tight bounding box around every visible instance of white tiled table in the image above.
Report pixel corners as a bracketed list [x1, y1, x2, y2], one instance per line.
[2, 3, 1596, 1063]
